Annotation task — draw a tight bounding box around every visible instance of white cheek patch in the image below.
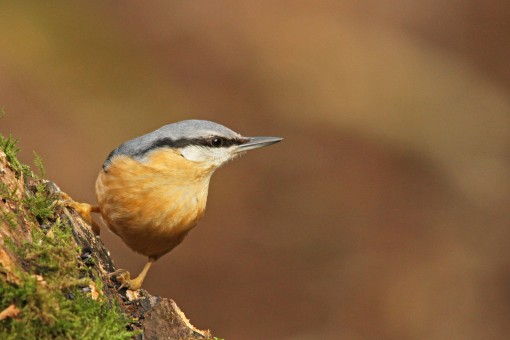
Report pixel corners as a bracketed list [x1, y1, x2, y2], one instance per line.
[180, 145, 236, 167]
[180, 146, 210, 163]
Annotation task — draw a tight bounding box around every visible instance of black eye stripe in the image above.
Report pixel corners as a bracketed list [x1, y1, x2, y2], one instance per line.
[203, 137, 244, 148]
[148, 136, 245, 149]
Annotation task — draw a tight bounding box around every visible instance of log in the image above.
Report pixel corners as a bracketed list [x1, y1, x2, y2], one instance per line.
[0, 147, 212, 339]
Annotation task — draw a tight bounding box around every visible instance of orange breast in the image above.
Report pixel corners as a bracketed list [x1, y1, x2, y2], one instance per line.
[95, 149, 214, 259]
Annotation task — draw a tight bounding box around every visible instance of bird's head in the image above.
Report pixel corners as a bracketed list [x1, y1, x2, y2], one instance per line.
[103, 120, 282, 171]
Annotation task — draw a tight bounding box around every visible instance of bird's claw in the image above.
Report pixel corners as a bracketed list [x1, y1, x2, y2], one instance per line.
[109, 269, 142, 291]
[57, 193, 101, 235]
[109, 269, 131, 290]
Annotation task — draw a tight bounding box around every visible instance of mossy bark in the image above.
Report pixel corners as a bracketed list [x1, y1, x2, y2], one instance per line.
[0, 148, 212, 339]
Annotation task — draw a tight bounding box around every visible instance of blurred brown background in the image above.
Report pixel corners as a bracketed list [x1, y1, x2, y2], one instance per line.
[2, 1, 510, 339]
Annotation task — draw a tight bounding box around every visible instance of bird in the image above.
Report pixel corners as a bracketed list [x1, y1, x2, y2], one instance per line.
[65, 119, 282, 290]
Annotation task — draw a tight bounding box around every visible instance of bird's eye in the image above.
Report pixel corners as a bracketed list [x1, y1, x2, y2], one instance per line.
[210, 137, 224, 147]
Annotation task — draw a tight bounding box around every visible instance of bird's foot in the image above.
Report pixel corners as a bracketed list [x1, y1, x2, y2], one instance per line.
[58, 193, 101, 235]
[109, 269, 143, 291]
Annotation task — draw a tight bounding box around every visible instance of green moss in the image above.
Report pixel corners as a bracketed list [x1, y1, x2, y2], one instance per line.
[0, 272, 133, 339]
[0, 221, 133, 339]
[0, 182, 19, 201]
[33, 151, 45, 179]
[23, 181, 56, 224]
[0, 132, 133, 340]
[1, 210, 17, 230]
[0, 134, 31, 177]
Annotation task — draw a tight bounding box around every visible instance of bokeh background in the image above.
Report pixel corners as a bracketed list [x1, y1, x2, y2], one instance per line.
[2, 1, 510, 339]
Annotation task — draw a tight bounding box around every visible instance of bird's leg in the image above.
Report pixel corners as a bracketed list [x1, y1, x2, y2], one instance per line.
[59, 192, 101, 235]
[109, 258, 154, 291]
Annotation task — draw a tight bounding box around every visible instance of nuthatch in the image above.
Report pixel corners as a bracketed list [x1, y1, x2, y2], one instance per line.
[68, 120, 282, 290]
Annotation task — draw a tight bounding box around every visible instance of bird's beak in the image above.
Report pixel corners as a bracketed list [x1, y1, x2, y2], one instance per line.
[234, 136, 283, 153]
